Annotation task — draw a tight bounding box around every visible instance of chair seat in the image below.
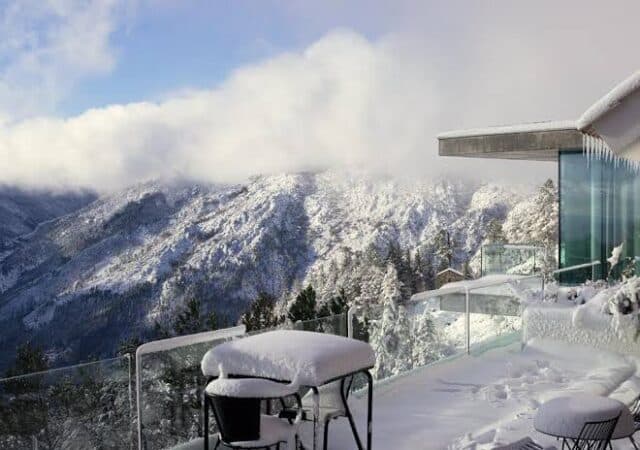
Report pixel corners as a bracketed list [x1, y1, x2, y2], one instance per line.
[301, 381, 346, 421]
[206, 377, 298, 399]
[225, 415, 296, 448]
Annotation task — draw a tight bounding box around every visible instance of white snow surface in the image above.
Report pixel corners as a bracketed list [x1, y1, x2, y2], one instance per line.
[577, 70, 640, 131]
[205, 377, 299, 399]
[201, 330, 375, 386]
[437, 121, 576, 139]
[324, 338, 639, 449]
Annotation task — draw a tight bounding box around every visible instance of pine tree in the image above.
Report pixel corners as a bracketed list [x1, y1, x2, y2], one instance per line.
[241, 292, 282, 332]
[435, 229, 454, 271]
[412, 308, 445, 367]
[173, 298, 203, 335]
[486, 218, 506, 244]
[318, 288, 349, 317]
[369, 264, 412, 379]
[288, 285, 318, 322]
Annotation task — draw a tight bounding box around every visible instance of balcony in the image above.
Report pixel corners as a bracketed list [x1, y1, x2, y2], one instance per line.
[1, 263, 638, 449]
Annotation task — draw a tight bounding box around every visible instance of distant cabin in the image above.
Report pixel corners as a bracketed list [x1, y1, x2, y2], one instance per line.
[435, 268, 466, 289]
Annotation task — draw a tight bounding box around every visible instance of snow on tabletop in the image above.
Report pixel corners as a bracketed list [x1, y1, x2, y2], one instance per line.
[578, 70, 640, 130]
[201, 330, 375, 386]
[437, 120, 576, 139]
[534, 394, 634, 439]
[206, 377, 299, 399]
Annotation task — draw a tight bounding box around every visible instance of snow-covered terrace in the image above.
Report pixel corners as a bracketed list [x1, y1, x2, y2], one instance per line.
[327, 338, 639, 449]
[3, 266, 640, 450]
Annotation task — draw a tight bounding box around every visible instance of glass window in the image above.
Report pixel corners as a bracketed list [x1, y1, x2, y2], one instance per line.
[559, 150, 640, 283]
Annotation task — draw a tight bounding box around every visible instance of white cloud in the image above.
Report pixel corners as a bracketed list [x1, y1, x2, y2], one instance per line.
[2, 0, 640, 191]
[0, 0, 130, 119]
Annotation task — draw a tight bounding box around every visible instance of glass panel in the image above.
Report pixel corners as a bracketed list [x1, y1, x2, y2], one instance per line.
[0, 356, 133, 450]
[481, 244, 543, 276]
[467, 279, 537, 355]
[559, 151, 596, 283]
[559, 150, 640, 284]
[350, 298, 465, 383]
[289, 313, 348, 336]
[137, 328, 243, 450]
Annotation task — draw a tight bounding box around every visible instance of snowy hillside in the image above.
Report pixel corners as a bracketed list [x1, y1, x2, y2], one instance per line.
[0, 172, 538, 368]
[0, 186, 95, 252]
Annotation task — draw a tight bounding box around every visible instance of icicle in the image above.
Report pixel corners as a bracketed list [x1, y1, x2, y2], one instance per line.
[581, 132, 640, 174]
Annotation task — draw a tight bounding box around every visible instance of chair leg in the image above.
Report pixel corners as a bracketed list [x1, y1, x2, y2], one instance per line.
[203, 393, 209, 450]
[323, 419, 330, 450]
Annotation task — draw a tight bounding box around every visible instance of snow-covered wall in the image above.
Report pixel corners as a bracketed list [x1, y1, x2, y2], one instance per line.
[522, 303, 640, 358]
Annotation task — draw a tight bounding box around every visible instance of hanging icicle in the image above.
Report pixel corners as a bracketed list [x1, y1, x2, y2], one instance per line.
[582, 132, 640, 173]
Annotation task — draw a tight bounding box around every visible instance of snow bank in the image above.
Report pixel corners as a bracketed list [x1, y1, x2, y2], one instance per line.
[522, 279, 640, 356]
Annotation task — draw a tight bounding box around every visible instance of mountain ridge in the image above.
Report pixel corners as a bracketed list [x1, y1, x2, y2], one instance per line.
[0, 171, 545, 369]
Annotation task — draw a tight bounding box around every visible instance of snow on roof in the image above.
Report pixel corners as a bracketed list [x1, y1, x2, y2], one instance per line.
[436, 267, 464, 277]
[437, 120, 577, 139]
[577, 70, 640, 131]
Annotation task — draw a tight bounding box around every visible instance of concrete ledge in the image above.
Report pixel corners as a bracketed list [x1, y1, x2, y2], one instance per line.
[439, 128, 583, 161]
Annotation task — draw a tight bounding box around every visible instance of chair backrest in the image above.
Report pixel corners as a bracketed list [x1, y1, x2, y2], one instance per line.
[630, 396, 640, 420]
[575, 413, 620, 450]
[210, 395, 261, 443]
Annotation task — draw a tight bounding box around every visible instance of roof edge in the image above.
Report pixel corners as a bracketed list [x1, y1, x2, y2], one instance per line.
[577, 70, 640, 131]
[438, 120, 577, 140]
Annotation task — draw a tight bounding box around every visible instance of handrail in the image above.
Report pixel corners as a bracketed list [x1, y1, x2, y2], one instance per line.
[552, 260, 601, 276]
[408, 274, 542, 303]
[0, 354, 130, 383]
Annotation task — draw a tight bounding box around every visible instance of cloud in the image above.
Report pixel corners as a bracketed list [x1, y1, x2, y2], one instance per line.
[2, 1, 640, 191]
[0, 0, 131, 119]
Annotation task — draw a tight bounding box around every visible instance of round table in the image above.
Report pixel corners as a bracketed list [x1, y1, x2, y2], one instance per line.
[534, 394, 635, 443]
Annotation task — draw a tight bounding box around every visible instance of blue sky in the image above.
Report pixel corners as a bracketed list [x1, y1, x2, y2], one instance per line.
[60, 1, 394, 115]
[1, 0, 639, 191]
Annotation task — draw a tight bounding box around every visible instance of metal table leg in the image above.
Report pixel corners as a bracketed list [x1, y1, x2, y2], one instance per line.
[312, 387, 320, 450]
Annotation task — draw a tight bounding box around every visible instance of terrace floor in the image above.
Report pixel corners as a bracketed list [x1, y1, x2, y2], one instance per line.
[321, 338, 640, 449]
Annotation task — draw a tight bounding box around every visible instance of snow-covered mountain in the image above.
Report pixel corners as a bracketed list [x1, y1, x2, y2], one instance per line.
[0, 186, 95, 253]
[0, 172, 538, 368]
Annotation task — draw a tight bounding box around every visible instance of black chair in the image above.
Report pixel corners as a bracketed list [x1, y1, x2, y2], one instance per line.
[567, 413, 620, 450]
[279, 375, 355, 450]
[203, 377, 302, 450]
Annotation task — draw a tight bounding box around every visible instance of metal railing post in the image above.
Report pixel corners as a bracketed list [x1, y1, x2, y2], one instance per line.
[136, 350, 143, 450]
[465, 287, 470, 355]
[347, 306, 355, 338]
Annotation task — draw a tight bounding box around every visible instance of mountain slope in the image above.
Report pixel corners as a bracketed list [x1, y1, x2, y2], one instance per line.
[0, 172, 531, 368]
[0, 187, 96, 252]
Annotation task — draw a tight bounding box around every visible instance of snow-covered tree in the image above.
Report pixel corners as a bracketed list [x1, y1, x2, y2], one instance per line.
[485, 218, 506, 244]
[435, 229, 454, 271]
[369, 264, 412, 379]
[241, 292, 283, 332]
[288, 285, 317, 323]
[412, 308, 446, 367]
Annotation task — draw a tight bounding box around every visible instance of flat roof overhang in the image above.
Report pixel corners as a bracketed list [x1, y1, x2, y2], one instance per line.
[438, 126, 583, 162]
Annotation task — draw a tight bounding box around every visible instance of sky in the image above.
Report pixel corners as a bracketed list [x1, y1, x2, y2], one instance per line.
[0, 0, 639, 192]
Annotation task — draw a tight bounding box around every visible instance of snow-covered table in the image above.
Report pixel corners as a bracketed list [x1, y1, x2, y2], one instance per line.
[201, 330, 376, 450]
[534, 394, 635, 446]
